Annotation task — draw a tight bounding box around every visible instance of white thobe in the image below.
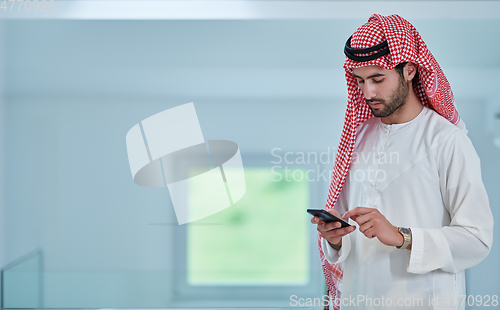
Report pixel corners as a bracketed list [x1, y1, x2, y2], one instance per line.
[322, 106, 493, 310]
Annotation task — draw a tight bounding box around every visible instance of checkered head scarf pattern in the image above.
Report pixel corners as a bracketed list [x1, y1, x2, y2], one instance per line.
[318, 14, 465, 309]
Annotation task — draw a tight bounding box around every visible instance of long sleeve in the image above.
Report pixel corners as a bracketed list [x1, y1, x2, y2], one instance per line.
[408, 129, 494, 274]
[322, 232, 351, 264]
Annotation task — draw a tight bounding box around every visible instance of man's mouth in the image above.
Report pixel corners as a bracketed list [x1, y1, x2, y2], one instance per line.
[368, 102, 382, 108]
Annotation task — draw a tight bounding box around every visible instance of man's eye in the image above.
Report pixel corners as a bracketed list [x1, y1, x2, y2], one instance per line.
[357, 80, 364, 84]
[373, 79, 383, 83]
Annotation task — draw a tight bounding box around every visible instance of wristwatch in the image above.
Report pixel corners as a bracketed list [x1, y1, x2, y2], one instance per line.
[396, 227, 411, 249]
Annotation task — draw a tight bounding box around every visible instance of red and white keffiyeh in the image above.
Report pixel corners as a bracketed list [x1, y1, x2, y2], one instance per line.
[319, 14, 465, 309]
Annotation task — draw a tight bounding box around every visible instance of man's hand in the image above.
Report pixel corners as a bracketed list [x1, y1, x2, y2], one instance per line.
[311, 209, 356, 250]
[342, 207, 404, 247]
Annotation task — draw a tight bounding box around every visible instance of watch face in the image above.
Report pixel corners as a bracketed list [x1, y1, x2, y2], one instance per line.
[400, 227, 411, 235]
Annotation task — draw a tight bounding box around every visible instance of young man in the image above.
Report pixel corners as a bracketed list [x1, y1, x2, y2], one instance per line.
[311, 14, 493, 309]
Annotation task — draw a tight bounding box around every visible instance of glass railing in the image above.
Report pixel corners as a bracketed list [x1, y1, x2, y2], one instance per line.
[1, 249, 44, 308]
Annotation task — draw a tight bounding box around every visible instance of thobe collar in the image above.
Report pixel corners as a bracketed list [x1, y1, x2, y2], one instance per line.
[378, 106, 428, 132]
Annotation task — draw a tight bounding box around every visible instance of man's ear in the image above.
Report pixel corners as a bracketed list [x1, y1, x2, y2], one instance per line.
[405, 62, 418, 81]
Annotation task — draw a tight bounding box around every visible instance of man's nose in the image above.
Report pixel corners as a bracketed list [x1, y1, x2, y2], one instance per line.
[364, 82, 377, 100]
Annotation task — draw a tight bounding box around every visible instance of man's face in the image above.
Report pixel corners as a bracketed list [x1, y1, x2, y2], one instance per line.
[352, 65, 409, 118]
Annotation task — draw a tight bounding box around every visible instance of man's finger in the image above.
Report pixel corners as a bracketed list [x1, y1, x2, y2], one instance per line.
[325, 209, 341, 218]
[343, 207, 376, 220]
[362, 227, 376, 239]
[321, 225, 356, 238]
[317, 222, 344, 233]
[351, 212, 376, 226]
[358, 221, 374, 235]
[311, 216, 326, 225]
[322, 221, 343, 231]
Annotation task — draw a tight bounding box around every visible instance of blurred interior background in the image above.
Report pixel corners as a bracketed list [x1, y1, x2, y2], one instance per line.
[0, 1, 499, 309]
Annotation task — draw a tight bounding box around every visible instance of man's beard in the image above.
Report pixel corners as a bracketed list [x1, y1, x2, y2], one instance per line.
[366, 77, 409, 118]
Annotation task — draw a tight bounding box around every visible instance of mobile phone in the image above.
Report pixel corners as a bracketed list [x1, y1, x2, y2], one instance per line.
[307, 209, 351, 227]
